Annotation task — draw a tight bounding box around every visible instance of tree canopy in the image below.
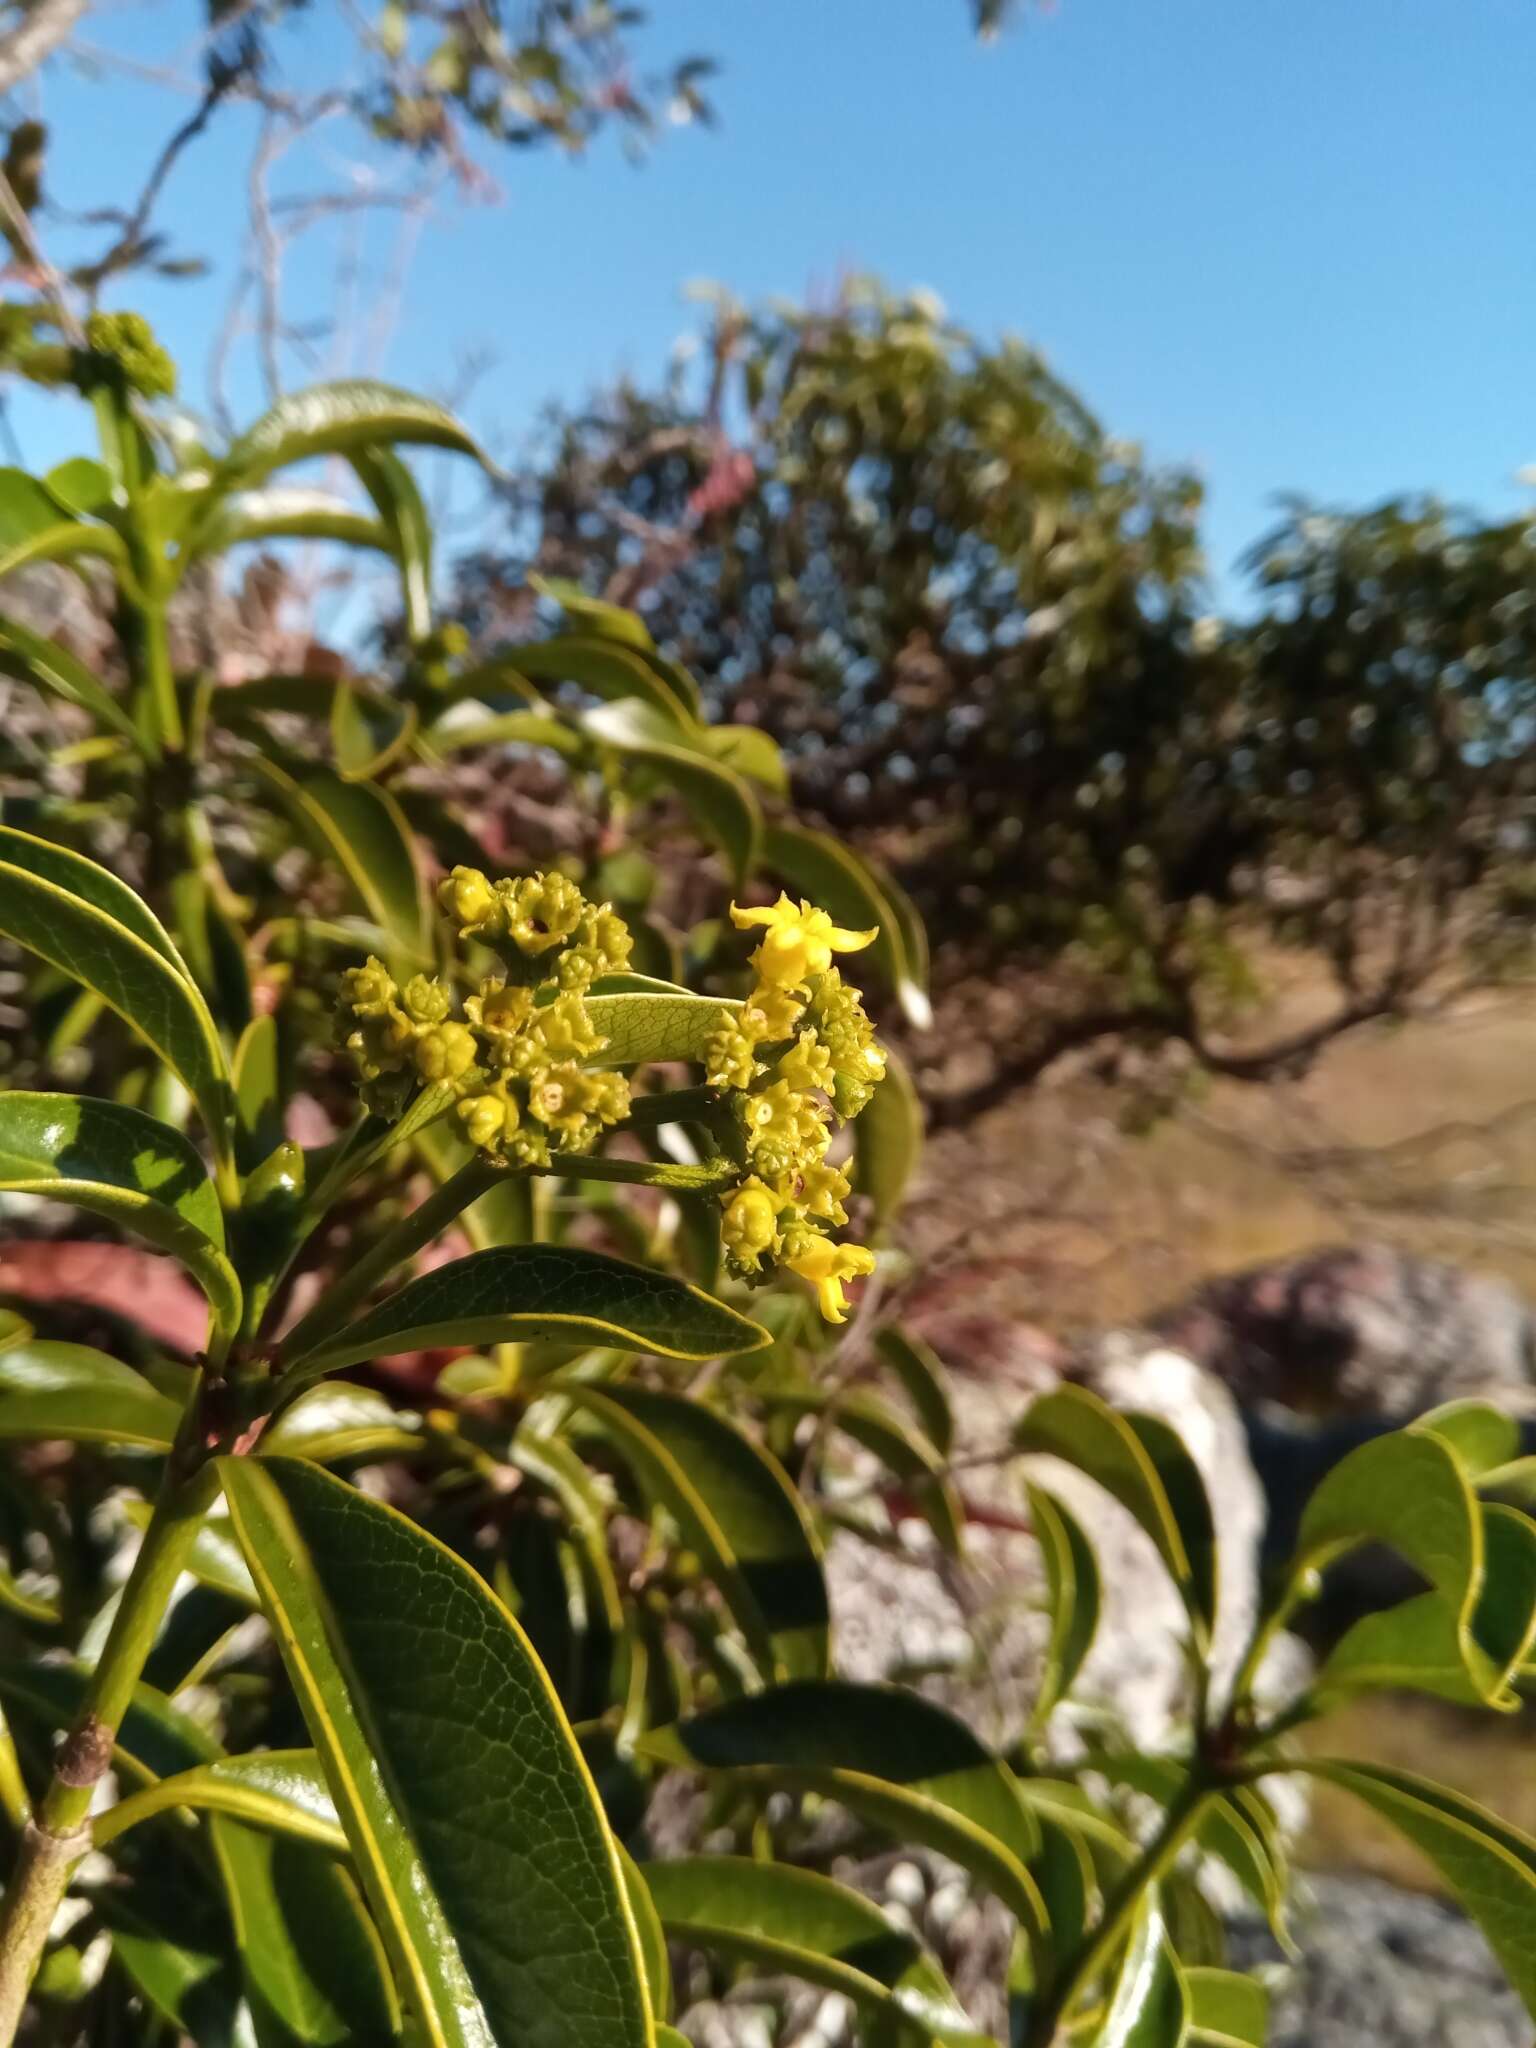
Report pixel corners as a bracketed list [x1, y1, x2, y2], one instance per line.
[456, 283, 1536, 1110]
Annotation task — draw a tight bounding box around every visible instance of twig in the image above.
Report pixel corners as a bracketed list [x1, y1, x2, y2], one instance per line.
[0, 161, 83, 345]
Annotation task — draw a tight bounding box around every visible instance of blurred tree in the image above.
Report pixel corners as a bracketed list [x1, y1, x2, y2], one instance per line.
[454, 285, 1536, 1113]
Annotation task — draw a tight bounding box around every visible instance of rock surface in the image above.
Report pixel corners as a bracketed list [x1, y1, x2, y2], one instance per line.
[1228, 1872, 1527, 2048]
[1155, 1242, 1536, 1418]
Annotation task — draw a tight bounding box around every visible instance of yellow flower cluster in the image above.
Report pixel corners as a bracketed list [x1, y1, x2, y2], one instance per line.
[710, 895, 889, 1323]
[335, 866, 633, 1169]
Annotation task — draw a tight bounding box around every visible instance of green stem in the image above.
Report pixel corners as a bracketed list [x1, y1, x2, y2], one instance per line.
[273, 1155, 509, 1372]
[0, 1431, 218, 2044]
[1032, 1775, 1211, 2046]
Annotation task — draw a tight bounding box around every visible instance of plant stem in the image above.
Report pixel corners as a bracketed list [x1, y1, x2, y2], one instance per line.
[0, 1443, 217, 2044]
[1031, 1774, 1212, 2046]
[273, 1154, 509, 1371]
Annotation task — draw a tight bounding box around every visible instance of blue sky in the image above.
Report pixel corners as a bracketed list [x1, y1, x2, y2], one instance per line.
[9, 1, 1533, 597]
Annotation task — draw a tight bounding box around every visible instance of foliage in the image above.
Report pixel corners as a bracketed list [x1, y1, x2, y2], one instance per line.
[0, 331, 1534, 2048]
[473, 283, 1536, 1109]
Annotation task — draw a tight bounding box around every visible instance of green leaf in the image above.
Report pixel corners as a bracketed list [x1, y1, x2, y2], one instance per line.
[643, 1857, 984, 2045]
[1014, 1384, 1217, 1651]
[0, 1340, 183, 1448]
[121, 1504, 259, 1607]
[0, 463, 78, 544]
[853, 1040, 923, 1225]
[500, 634, 696, 726]
[1413, 1399, 1524, 1480]
[329, 677, 418, 780]
[220, 1454, 651, 2048]
[190, 485, 393, 560]
[564, 1384, 829, 1681]
[1294, 1426, 1505, 1707]
[0, 608, 142, 747]
[211, 1816, 402, 2044]
[252, 761, 427, 963]
[1294, 1760, 1536, 2020]
[215, 379, 484, 489]
[1185, 1966, 1268, 2047]
[1098, 1894, 1189, 2047]
[531, 578, 657, 655]
[0, 827, 233, 1159]
[545, 1152, 738, 1193]
[43, 455, 117, 518]
[640, 1682, 1048, 1955]
[763, 822, 931, 1029]
[701, 722, 789, 795]
[0, 1092, 240, 1333]
[262, 1384, 421, 1464]
[282, 1243, 768, 1377]
[618, 1848, 672, 2025]
[582, 986, 740, 1067]
[95, 1750, 344, 1854]
[428, 708, 583, 758]
[583, 699, 761, 882]
[350, 445, 434, 642]
[874, 1326, 954, 1458]
[1025, 1482, 1101, 1725]
[234, 1014, 284, 1170]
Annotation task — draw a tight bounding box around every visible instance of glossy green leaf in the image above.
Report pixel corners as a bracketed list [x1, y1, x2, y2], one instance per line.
[644, 1856, 984, 2045]
[531, 578, 657, 655]
[584, 698, 761, 882]
[1025, 1482, 1101, 1725]
[583, 987, 739, 1067]
[763, 822, 931, 1029]
[0, 1092, 240, 1331]
[853, 1040, 923, 1225]
[95, 1750, 344, 1854]
[1295, 1760, 1536, 2019]
[234, 1013, 284, 1170]
[0, 826, 233, 1156]
[1014, 1384, 1216, 1650]
[641, 1682, 1048, 1953]
[190, 485, 393, 560]
[1413, 1399, 1524, 1480]
[283, 1243, 768, 1377]
[220, 1454, 651, 2048]
[212, 1816, 402, 2044]
[565, 1384, 828, 1681]
[0, 607, 141, 746]
[701, 722, 789, 794]
[216, 379, 484, 489]
[1098, 1894, 1189, 2048]
[428, 708, 583, 758]
[101, 1877, 244, 2046]
[351, 445, 434, 641]
[618, 1848, 673, 2025]
[500, 634, 696, 725]
[262, 1384, 421, 1463]
[330, 677, 418, 780]
[1185, 1966, 1269, 2047]
[252, 760, 427, 962]
[0, 1340, 183, 1448]
[43, 456, 115, 519]
[874, 1326, 954, 1458]
[1295, 1427, 1503, 1707]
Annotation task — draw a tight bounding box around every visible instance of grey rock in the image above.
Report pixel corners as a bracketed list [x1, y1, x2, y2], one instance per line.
[1228, 1872, 1528, 2048]
[1155, 1243, 1536, 1419]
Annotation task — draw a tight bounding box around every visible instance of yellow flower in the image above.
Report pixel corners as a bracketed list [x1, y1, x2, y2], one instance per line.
[779, 1029, 834, 1097]
[720, 1178, 782, 1265]
[786, 1238, 878, 1324]
[731, 894, 877, 989]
